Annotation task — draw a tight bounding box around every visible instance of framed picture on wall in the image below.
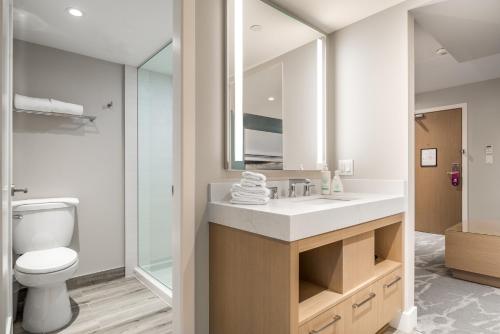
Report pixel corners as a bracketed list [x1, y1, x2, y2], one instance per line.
[421, 148, 437, 167]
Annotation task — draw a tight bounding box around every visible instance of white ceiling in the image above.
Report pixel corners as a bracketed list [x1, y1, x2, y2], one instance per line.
[227, 0, 323, 73]
[269, 0, 409, 33]
[413, 0, 500, 94]
[243, 0, 322, 69]
[412, 0, 500, 62]
[13, 0, 172, 66]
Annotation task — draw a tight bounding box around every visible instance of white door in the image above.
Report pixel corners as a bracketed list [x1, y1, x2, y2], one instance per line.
[0, 0, 13, 332]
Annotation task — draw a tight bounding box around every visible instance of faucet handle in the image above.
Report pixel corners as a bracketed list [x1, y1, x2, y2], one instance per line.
[267, 186, 279, 199]
[304, 183, 315, 196]
[289, 184, 296, 198]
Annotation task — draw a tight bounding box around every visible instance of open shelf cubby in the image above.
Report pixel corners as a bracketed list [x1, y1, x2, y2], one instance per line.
[375, 221, 403, 265]
[298, 221, 403, 325]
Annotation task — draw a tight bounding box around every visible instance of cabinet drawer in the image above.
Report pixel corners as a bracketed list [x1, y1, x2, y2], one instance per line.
[343, 285, 379, 334]
[377, 268, 403, 328]
[299, 304, 344, 334]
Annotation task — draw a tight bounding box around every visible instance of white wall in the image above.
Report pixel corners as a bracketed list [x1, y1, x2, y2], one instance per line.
[13, 40, 124, 276]
[243, 40, 319, 170]
[328, 8, 409, 179]
[416, 78, 500, 236]
[328, 1, 425, 328]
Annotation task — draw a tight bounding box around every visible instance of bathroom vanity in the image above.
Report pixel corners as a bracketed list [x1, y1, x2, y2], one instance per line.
[209, 193, 405, 334]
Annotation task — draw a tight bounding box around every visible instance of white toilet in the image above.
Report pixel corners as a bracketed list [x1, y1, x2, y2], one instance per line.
[12, 198, 79, 333]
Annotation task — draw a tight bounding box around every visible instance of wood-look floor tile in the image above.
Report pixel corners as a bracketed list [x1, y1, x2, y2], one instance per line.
[95, 306, 172, 334]
[13, 277, 172, 334]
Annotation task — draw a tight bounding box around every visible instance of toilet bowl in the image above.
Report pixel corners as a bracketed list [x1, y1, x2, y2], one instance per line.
[12, 198, 79, 333]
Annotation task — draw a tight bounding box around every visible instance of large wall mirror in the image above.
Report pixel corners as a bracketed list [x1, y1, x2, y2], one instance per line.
[226, 0, 326, 171]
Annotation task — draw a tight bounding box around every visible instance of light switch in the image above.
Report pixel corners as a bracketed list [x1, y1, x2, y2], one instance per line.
[339, 159, 354, 176]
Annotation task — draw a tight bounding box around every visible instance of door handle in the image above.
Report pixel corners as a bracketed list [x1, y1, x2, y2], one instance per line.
[11, 185, 28, 196]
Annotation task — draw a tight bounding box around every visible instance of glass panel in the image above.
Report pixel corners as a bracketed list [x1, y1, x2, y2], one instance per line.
[138, 44, 173, 289]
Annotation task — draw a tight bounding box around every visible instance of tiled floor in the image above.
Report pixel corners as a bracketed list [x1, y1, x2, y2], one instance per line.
[14, 277, 172, 334]
[415, 232, 500, 333]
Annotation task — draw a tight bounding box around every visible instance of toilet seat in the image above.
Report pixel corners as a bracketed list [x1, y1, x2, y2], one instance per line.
[15, 247, 78, 274]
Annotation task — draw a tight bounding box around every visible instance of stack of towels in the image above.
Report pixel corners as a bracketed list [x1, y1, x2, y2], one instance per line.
[14, 94, 84, 116]
[230, 171, 270, 205]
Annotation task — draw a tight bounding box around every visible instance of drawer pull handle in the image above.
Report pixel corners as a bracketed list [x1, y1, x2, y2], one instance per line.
[384, 276, 401, 289]
[352, 292, 376, 309]
[310, 315, 341, 334]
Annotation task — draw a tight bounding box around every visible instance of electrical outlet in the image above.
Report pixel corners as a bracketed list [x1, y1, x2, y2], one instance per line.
[339, 160, 354, 176]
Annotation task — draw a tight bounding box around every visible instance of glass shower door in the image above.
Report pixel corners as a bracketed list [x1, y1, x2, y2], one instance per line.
[137, 44, 173, 289]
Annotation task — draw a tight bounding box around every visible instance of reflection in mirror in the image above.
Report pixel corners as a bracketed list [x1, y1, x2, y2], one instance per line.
[226, 0, 326, 171]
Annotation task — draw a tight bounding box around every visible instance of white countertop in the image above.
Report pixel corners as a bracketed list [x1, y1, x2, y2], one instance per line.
[209, 192, 405, 242]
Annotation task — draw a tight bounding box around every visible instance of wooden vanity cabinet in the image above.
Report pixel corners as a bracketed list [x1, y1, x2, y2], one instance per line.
[210, 213, 404, 334]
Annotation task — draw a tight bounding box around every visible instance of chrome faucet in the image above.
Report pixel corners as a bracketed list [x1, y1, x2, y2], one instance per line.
[267, 186, 279, 199]
[288, 178, 313, 197]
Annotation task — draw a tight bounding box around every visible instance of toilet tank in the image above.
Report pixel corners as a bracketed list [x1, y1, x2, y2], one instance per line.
[12, 198, 79, 254]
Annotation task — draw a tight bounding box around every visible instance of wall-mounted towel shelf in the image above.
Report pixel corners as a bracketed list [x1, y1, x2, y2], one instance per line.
[14, 109, 96, 122]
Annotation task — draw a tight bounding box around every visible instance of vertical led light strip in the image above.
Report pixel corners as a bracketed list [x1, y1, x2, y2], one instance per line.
[316, 38, 325, 165]
[234, 0, 244, 161]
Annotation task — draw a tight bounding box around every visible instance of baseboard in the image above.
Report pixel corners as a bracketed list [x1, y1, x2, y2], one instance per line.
[5, 316, 12, 334]
[390, 306, 417, 333]
[67, 267, 125, 290]
[452, 269, 500, 288]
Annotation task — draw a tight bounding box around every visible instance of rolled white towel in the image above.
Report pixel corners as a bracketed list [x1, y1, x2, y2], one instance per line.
[241, 178, 266, 188]
[50, 99, 84, 115]
[231, 183, 270, 197]
[14, 94, 52, 113]
[230, 196, 269, 205]
[242, 171, 266, 182]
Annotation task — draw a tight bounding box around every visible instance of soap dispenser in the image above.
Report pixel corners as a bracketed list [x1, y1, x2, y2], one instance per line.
[320, 164, 331, 195]
[332, 170, 344, 193]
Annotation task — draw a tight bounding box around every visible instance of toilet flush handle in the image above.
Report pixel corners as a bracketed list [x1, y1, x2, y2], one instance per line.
[11, 184, 28, 197]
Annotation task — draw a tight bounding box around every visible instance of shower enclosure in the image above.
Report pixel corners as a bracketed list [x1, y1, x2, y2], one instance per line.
[136, 44, 173, 293]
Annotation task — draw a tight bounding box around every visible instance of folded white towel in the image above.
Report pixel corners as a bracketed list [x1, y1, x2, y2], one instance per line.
[14, 94, 52, 113]
[230, 197, 269, 205]
[231, 183, 270, 196]
[50, 99, 84, 116]
[231, 191, 269, 201]
[240, 178, 266, 188]
[242, 171, 266, 182]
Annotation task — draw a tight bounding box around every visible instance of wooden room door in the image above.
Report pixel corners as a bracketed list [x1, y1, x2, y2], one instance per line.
[415, 108, 462, 234]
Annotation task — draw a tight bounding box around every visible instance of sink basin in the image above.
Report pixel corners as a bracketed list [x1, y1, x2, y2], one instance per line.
[290, 195, 359, 203]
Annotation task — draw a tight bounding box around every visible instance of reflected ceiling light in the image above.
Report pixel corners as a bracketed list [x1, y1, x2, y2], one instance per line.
[267, 96, 275, 102]
[436, 48, 448, 56]
[66, 7, 83, 17]
[250, 24, 262, 31]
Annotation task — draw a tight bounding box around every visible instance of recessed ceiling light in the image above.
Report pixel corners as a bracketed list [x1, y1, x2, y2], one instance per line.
[436, 47, 448, 56]
[250, 24, 262, 31]
[267, 96, 275, 102]
[66, 7, 84, 17]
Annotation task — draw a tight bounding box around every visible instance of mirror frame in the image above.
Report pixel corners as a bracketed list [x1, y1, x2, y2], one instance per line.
[224, 0, 327, 171]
